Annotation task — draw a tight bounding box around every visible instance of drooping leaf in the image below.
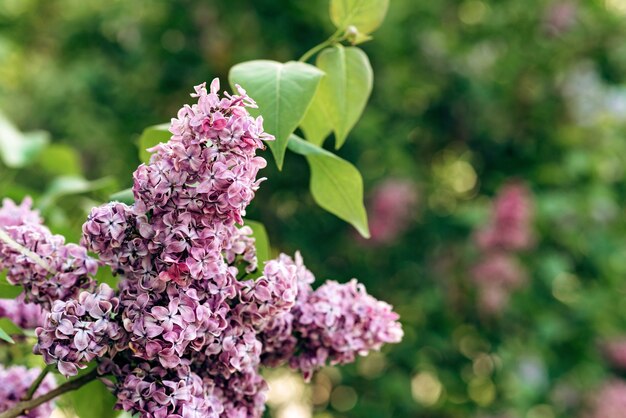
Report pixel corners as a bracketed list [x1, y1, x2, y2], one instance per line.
[0, 326, 14, 344]
[330, 0, 390, 35]
[138, 123, 170, 164]
[0, 112, 49, 168]
[38, 176, 113, 211]
[0, 318, 23, 338]
[299, 86, 333, 147]
[110, 188, 134, 205]
[315, 45, 373, 148]
[36, 144, 82, 176]
[245, 220, 271, 267]
[287, 135, 369, 237]
[229, 60, 324, 169]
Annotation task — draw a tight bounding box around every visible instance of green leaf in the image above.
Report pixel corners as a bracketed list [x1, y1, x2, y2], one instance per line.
[138, 123, 170, 164]
[0, 326, 14, 344]
[330, 0, 390, 35]
[0, 112, 49, 168]
[245, 220, 271, 267]
[36, 144, 82, 176]
[315, 45, 373, 149]
[287, 135, 369, 237]
[62, 376, 119, 418]
[0, 272, 21, 299]
[0, 318, 23, 337]
[38, 176, 113, 211]
[299, 83, 333, 147]
[229, 60, 324, 169]
[110, 188, 134, 205]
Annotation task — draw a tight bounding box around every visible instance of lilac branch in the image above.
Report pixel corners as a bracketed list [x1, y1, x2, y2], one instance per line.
[0, 368, 98, 418]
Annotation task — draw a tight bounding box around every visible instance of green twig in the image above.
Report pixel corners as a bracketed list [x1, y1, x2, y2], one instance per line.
[0, 368, 99, 418]
[24, 365, 53, 401]
[299, 27, 345, 62]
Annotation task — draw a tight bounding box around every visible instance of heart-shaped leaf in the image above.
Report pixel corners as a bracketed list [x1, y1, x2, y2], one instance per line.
[288, 135, 369, 237]
[138, 123, 170, 164]
[315, 45, 373, 148]
[229, 60, 324, 169]
[330, 0, 390, 35]
[299, 86, 333, 147]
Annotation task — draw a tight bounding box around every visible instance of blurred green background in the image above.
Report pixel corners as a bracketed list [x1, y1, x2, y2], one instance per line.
[3, 0, 626, 417]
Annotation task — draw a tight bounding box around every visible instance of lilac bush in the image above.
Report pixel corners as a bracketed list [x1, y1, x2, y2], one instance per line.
[0, 79, 402, 418]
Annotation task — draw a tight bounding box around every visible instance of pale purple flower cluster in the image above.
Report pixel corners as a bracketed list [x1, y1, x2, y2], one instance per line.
[34, 284, 122, 376]
[224, 226, 258, 273]
[0, 197, 42, 227]
[0, 364, 56, 418]
[471, 182, 535, 315]
[0, 298, 45, 329]
[0, 198, 97, 310]
[0, 80, 403, 418]
[259, 253, 403, 381]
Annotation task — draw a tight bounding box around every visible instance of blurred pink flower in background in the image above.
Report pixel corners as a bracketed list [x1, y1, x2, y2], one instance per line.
[543, 1, 577, 37]
[364, 179, 418, 246]
[471, 253, 528, 315]
[602, 338, 626, 370]
[471, 181, 535, 315]
[475, 182, 534, 252]
[586, 380, 626, 418]
[471, 252, 528, 289]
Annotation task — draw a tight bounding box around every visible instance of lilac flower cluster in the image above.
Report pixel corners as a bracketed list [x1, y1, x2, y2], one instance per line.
[0, 80, 402, 418]
[0, 364, 56, 418]
[0, 197, 97, 310]
[34, 284, 122, 377]
[259, 253, 403, 381]
[471, 182, 535, 315]
[0, 298, 45, 329]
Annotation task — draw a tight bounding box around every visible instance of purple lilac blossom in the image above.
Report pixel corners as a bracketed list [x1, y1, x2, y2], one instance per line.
[0, 198, 97, 310]
[0, 364, 56, 418]
[0, 79, 403, 418]
[34, 284, 122, 377]
[0, 298, 45, 329]
[0, 197, 42, 227]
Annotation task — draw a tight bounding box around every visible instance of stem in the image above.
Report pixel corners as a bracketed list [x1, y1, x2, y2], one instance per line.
[24, 365, 53, 401]
[0, 368, 99, 418]
[0, 227, 55, 274]
[299, 27, 345, 62]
